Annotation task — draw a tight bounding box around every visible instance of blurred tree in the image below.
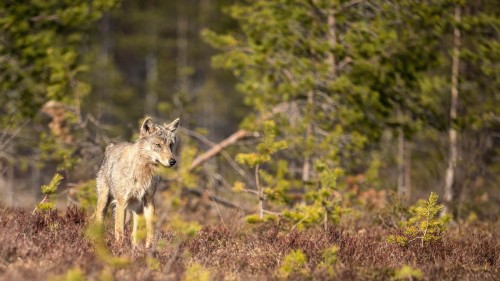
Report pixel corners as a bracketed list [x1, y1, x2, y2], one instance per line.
[203, 0, 374, 225]
[0, 0, 117, 196]
[204, 0, 500, 221]
[0, 0, 118, 119]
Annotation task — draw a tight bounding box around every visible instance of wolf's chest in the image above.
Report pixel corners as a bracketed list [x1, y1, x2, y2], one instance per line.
[126, 174, 157, 200]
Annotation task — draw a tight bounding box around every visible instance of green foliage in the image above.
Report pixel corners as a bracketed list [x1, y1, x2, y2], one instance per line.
[146, 257, 161, 271]
[394, 265, 423, 280]
[168, 215, 202, 240]
[0, 0, 118, 180]
[405, 192, 451, 244]
[37, 202, 56, 211]
[232, 181, 246, 192]
[205, 0, 379, 228]
[388, 192, 451, 247]
[387, 234, 408, 247]
[244, 214, 277, 224]
[318, 245, 340, 277]
[41, 173, 63, 195]
[75, 180, 97, 212]
[38, 132, 80, 172]
[50, 267, 86, 281]
[135, 215, 147, 243]
[236, 120, 288, 168]
[204, 0, 500, 224]
[0, 0, 118, 118]
[35, 173, 63, 212]
[236, 120, 288, 220]
[182, 262, 211, 281]
[278, 250, 309, 279]
[284, 162, 345, 229]
[321, 245, 340, 266]
[244, 214, 261, 224]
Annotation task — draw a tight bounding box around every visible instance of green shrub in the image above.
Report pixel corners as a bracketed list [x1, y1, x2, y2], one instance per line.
[278, 250, 309, 279]
[75, 180, 97, 212]
[388, 192, 450, 246]
[318, 245, 340, 277]
[394, 265, 422, 280]
[182, 262, 210, 281]
[34, 173, 63, 213]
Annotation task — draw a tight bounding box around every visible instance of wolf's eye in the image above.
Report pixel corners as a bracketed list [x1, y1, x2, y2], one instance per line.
[155, 143, 162, 148]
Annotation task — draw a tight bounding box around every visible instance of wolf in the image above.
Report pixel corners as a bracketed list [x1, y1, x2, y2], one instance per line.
[94, 117, 180, 247]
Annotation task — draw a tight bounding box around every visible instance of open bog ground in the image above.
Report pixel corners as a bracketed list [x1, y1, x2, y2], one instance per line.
[0, 207, 498, 281]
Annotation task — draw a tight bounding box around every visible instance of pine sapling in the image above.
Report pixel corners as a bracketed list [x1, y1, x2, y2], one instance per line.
[283, 161, 344, 231]
[235, 120, 287, 221]
[394, 265, 422, 280]
[33, 173, 63, 214]
[278, 250, 309, 279]
[388, 192, 450, 247]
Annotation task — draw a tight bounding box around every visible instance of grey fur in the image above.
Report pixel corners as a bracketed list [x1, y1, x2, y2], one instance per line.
[94, 117, 180, 247]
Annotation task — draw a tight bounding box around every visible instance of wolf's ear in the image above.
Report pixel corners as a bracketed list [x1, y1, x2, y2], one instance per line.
[140, 117, 156, 136]
[164, 118, 180, 133]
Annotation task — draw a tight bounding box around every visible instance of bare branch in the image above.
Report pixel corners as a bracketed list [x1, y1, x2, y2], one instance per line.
[188, 102, 293, 171]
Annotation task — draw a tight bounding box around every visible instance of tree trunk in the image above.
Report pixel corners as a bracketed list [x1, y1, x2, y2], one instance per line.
[302, 91, 314, 182]
[405, 142, 412, 201]
[327, 8, 337, 77]
[397, 125, 405, 197]
[256, 164, 263, 220]
[397, 107, 410, 202]
[444, 5, 461, 204]
[144, 53, 158, 116]
[8, 164, 14, 206]
[176, 3, 189, 121]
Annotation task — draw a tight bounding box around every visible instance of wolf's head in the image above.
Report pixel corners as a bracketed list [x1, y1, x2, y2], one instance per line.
[138, 117, 180, 167]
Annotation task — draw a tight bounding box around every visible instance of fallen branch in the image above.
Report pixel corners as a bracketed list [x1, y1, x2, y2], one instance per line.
[181, 127, 249, 179]
[188, 129, 253, 171]
[188, 102, 292, 171]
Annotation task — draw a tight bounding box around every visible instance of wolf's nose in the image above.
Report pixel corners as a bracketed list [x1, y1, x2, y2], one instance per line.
[169, 159, 176, 166]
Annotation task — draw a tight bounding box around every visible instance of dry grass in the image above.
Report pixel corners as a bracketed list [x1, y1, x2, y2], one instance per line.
[0, 207, 498, 280]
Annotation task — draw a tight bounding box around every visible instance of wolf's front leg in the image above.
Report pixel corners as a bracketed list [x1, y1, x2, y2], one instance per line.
[144, 199, 155, 248]
[95, 179, 110, 223]
[114, 200, 126, 242]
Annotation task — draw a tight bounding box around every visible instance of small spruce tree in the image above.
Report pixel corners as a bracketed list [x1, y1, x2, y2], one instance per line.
[235, 120, 287, 221]
[33, 173, 63, 213]
[388, 192, 450, 247]
[278, 250, 309, 279]
[283, 161, 344, 231]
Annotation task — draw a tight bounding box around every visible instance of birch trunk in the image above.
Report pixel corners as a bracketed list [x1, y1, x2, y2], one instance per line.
[302, 91, 313, 182]
[302, 7, 337, 181]
[256, 164, 263, 220]
[444, 6, 461, 204]
[397, 107, 410, 202]
[397, 123, 405, 198]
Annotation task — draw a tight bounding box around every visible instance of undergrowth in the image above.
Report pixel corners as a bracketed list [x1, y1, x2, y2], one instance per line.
[0, 207, 497, 280]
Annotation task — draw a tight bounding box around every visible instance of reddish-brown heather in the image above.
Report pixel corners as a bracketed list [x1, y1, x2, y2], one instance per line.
[0, 207, 498, 280]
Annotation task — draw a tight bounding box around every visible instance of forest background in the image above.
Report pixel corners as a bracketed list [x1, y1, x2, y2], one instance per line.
[0, 0, 499, 280]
